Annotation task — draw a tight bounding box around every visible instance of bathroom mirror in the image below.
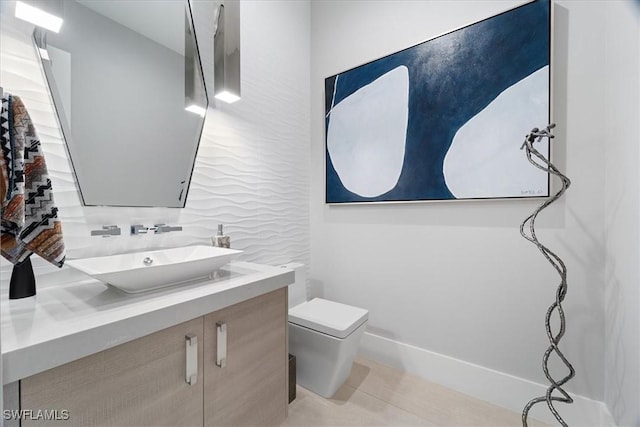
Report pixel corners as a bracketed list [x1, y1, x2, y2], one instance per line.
[34, 0, 208, 207]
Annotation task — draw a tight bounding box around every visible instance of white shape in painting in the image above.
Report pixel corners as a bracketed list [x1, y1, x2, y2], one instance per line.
[327, 66, 409, 198]
[443, 66, 550, 199]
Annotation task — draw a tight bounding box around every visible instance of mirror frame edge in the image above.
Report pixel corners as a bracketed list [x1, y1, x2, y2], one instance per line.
[31, 0, 210, 208]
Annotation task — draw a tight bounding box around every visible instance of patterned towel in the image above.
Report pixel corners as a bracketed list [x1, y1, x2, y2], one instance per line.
[1, 93, 65, 267]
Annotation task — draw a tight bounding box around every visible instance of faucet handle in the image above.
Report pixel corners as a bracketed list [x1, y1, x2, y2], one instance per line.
[154, 224, 183, 234]
[91, 225, 121, 237]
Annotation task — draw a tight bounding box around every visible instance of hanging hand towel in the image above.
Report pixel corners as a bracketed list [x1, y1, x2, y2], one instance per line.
[1, 93, 66, 267]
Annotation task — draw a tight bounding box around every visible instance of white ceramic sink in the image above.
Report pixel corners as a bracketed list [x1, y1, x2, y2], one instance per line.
[66, 245, 242, 293]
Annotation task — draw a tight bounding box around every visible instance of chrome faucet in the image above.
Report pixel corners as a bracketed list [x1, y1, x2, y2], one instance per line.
[131, 224, 183, 235]
[91, 225, 121, 237]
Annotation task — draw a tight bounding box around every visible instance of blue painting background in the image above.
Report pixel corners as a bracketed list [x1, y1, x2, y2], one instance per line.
[325, 0, 550, 203]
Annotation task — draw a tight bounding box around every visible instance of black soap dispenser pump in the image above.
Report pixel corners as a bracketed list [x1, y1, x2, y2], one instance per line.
[212, 224, 230, 248]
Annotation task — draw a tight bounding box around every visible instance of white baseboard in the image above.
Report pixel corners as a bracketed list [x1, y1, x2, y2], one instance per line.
[358, 332, 616, 427]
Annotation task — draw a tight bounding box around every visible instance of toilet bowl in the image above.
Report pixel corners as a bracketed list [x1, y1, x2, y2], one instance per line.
[282, 263, 368, 398]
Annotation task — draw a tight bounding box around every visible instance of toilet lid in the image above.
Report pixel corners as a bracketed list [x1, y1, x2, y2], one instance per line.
[289, 298, 368, 339]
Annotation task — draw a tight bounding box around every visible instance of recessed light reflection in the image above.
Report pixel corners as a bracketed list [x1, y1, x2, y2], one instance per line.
[38, 48, 50, 60]
[185, 105, 206, 117]
[214, 91, 241, 104]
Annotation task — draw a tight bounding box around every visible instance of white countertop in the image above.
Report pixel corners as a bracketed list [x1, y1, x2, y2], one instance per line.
[1, 261, 294, 384]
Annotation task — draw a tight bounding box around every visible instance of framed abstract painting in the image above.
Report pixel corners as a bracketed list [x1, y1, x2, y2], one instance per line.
[325, 0, 551, 204]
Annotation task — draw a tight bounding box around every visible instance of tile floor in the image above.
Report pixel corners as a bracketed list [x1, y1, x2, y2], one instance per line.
[282, 357, 549, 427]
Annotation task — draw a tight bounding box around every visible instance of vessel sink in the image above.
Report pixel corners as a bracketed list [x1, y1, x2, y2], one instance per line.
[66, 245, 242, 293]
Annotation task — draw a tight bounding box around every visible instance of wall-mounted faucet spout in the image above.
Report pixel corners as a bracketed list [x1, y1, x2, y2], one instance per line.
[154, 224, 183, 234]
[131, 224, 182, 235]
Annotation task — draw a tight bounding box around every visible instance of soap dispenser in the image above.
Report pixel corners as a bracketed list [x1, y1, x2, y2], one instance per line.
[212, 224, 230, 248]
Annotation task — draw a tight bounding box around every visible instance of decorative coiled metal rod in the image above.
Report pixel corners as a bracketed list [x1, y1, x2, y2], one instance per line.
[520, 124, 575, 427]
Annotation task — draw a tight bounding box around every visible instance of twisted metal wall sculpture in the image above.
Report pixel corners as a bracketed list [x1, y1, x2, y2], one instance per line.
[520, 124, 575, 427]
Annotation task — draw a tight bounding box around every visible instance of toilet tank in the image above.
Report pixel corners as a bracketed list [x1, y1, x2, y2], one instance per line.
[279, 263, 306, 308]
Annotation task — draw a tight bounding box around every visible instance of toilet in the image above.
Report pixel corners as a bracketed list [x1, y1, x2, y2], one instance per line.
[282, 263, 368, 398]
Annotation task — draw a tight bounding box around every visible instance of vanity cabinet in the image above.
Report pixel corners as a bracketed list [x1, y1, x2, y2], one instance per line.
[17, 288, 288, 427]
[204, 287, 288, 426]
[21, 317, 205, 427]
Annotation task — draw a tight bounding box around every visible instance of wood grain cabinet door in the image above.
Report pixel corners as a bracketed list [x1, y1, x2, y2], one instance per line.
[21, 317, 204, 427]
[203, 288, 288, 427]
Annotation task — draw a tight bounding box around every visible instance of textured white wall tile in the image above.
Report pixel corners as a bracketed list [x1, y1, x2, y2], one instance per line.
[0, 0, 310, 286]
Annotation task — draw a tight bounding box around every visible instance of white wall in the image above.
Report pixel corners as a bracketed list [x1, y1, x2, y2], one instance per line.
[603, 2, 640, 426]
[0, 0, 310, 282]
[310, 0, 606, 407]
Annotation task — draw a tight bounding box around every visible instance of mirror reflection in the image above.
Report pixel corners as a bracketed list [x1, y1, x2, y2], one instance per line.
[35, 0, 207, 207]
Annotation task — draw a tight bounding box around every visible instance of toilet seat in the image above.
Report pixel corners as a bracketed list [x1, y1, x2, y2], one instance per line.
[289, 298, 368, 339]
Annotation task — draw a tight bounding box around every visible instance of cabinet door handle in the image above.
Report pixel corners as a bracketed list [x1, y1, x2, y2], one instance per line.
[216, 322, 227, 368]
[185, 334, 198, 385]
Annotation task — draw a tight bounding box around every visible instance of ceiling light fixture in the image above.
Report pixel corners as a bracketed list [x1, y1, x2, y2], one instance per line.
[214, 1, 241, 104]
[15, 0, 64, 33]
